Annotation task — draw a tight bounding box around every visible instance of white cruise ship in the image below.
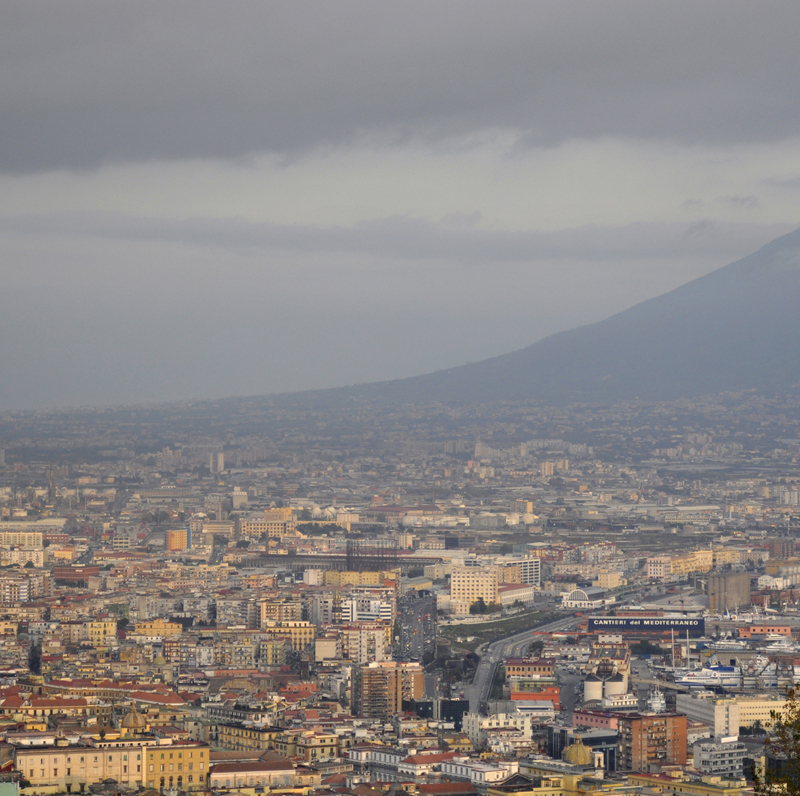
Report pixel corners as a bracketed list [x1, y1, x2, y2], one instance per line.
[706, 639, 749, 652]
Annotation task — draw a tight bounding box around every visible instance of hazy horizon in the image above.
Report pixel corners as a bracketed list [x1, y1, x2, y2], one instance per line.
[3, 2, 800, 409]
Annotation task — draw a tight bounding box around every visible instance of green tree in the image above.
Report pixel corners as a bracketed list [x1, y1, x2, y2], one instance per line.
[27, 641, 42, 675]
[469, 597, 487, 615]
[755, 685, 800, 796]
[528, 639, 545, 657]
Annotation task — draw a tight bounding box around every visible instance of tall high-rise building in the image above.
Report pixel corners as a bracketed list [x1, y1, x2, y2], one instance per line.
[708, 571, 751, 614]
[209, 452, 225, 473]
[617, 712, 687, 770]
[352, 661, 424, 718]
[519, 556, 541, 587]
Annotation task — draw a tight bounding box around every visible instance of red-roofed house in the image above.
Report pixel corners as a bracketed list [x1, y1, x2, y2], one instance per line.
[209, 758, 319, 789]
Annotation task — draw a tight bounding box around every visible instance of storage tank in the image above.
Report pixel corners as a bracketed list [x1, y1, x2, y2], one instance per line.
[583, 674, 603, 702]
[603, 672, 626, 697]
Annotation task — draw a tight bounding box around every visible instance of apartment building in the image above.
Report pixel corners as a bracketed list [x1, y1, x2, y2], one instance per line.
[84, 619, 117, 646]
[274, 729, 339, 762]
[450, 566, 499, 615]
[259, 638, 291, 666]
[462, 711, 533, 746]
[768, 538, 794, 560]
[339, 623, 390, 664]
[144, 741, 209, 791]
[260, 598, 302, 624]
[260, 620, 315, 651]
[134, 619, 183, 639]
[712, 547, 742, 567]
[518, 556, 542, 586]
[341, 596, 393, 623]
[646, 550, 713, 580]
[352, 661, 424, 718]
[0, 530, 43, 547]
[693, 737, 746, 777]
[323, 569, 400, 588]
[166, 528, 191, 551]
[617, 712, 687, 770]
[218, 722, 280, 752]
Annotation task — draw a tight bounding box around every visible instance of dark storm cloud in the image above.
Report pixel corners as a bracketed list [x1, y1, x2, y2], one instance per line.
[2, 0, 800, 172]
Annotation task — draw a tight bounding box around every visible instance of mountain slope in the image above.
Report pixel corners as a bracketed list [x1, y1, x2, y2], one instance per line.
[314, 225, 800, 405]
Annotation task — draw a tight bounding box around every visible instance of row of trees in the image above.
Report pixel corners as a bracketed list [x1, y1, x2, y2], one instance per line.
[469, 597, 500, 614]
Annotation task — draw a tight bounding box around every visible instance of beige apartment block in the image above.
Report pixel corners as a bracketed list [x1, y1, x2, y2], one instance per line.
[450, 566, 499, 613]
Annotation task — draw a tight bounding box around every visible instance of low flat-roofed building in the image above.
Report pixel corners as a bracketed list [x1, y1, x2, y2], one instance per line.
[693, 737, 747, 777]
[562, 587, 606, 609]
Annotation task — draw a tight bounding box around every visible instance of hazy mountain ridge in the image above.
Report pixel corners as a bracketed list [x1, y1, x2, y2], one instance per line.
[276, 226, 800, 406]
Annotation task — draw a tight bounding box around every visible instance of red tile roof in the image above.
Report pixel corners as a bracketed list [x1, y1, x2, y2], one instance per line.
[211, 760, 294, 773]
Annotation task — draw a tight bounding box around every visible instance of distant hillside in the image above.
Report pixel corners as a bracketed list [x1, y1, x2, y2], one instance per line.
[292, 225, 800, 405]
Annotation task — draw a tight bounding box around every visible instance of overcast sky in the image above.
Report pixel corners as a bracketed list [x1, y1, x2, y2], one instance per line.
[2, 1, 800, 409]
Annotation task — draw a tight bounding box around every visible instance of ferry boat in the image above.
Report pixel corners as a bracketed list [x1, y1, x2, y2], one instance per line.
[675, 665, 740, 688]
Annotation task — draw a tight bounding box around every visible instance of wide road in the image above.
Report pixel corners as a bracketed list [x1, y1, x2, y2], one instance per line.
[397, 594, 436, 660]
[463, 613, 578, 712]
[111, 489, 129, 516]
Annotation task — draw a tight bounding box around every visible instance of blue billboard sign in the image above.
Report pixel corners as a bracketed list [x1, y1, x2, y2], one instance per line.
[587, 617, 705, 636]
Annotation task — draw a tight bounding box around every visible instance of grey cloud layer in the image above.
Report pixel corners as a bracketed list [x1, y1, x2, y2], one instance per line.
[3, 0, 800, 172]
[1, 213, 790, 264]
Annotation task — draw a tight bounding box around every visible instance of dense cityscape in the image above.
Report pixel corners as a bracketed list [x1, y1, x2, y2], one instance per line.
[0, 394, 796, 795]
[6, 2, 800, 796]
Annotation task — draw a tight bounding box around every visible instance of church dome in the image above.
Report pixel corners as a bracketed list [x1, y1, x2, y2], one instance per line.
[121, 704, 148, 731]
[563, 737, 593, 766]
